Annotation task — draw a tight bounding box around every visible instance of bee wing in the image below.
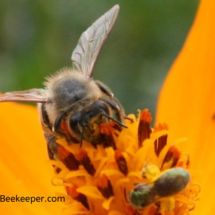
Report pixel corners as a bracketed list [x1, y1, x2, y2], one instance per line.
[71, 5, 120, 78]
[0, 88, 48, 103]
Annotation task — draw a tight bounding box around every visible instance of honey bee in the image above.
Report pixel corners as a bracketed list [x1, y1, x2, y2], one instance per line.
[0, 5, 126, 156]
[128, 167, 190, 210]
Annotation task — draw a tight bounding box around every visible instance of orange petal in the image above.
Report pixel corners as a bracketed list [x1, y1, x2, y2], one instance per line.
[156, 0, 215, 213]
[0, 102, 64, 214]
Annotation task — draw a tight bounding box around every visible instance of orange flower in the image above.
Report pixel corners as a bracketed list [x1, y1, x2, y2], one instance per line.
[0, 102, 64, 215]
[156, 0, 215, 214]
[0, 0, 213, 214]
[0, 103, 198, 214]
[48, 109, 198, 215]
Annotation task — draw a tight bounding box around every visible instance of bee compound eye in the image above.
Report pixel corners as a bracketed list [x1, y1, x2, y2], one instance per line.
[93, 101, 109, 114]
[69, 112, 82, 129]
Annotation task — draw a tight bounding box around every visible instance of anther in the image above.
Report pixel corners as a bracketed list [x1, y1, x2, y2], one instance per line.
[154, 123, 168, 157]
[100, 122, 117, 149]
[58, 146, 80, 170]
[75, 148, 96, 176]
[65, 185, 90, 210]
[161, 145, 181, 170]
[96, 174, 114, 198]
[138, 109, 152, 148]
[115, 150, 128, 175]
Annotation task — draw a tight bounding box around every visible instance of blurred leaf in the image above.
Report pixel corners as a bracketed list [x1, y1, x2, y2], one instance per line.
[0, 0, 199, 119]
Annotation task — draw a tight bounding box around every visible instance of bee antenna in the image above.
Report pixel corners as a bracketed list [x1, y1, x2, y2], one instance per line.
[100, 113, 127, 128]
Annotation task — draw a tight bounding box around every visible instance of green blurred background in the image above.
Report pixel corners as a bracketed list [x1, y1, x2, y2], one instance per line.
[0, 0, 199, 120]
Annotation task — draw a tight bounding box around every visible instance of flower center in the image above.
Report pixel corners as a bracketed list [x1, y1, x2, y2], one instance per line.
[49, 109, 200, 215]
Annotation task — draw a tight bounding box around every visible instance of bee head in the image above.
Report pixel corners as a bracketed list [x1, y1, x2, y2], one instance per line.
[53, 100, 125, 147]
[69, 101, 109, 128]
